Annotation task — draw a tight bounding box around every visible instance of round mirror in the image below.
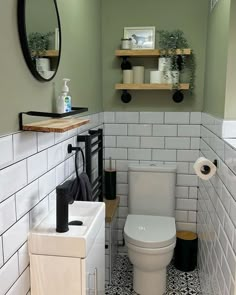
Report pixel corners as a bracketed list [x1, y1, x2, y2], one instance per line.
[17, 0, 61, 82]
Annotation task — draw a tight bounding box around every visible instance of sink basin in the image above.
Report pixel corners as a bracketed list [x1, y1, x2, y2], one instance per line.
[29, 201, 105, 258]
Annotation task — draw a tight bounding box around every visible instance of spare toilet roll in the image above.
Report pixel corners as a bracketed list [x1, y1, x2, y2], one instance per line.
[123, 69, 133, 83]
[150, 70, 163, 83]
[193, 157, 217, 180]
[133, 66, 145, 83]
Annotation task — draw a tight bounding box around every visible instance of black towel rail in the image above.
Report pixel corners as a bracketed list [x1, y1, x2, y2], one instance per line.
[77, 129, 103, 202]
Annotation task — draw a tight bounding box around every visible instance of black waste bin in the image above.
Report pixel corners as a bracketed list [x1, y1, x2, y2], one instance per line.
[174, 231, 198, 272]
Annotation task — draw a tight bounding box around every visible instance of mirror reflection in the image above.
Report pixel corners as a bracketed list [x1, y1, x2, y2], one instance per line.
[18, 0, 61, 81]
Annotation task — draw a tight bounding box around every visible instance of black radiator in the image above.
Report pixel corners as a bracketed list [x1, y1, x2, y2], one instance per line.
[77, 128, 103, 202]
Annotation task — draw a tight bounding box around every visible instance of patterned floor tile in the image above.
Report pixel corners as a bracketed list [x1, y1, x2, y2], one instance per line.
[105, 255, 202, 295]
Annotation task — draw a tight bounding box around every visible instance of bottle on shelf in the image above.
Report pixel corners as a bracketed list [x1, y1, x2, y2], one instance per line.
[56, 78, 72, 113]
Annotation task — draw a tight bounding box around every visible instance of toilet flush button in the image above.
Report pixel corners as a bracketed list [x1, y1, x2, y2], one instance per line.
[138, 226, 146, 231]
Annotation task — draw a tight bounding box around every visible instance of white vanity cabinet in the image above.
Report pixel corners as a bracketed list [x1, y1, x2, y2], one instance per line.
[82, 221, 105, 295]
[29, 202, 105, 295]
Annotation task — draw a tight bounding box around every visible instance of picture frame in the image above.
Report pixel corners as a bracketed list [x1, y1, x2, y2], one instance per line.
[124, 26, 155, 50]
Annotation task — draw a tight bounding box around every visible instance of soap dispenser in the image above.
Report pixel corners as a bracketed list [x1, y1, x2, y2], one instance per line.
[56, 78, 72, 113]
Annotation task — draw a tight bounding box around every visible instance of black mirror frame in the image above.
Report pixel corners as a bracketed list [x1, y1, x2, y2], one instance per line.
[17, 0, 62, 82]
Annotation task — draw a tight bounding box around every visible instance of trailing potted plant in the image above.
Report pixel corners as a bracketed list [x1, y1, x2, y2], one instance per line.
[28, 31, 54, 59]
[158, 30, 195, 93]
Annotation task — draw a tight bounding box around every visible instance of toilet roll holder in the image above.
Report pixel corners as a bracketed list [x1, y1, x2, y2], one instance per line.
[202, 159, 218, 174]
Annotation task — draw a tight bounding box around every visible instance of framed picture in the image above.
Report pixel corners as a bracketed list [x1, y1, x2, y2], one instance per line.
[124, 26, 155, 50]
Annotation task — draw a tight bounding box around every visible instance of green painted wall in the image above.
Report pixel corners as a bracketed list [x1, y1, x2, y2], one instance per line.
[0, 0, 102, 135]
[203, 0, 231, 119]
[224, 0, 236, 120]
[102, 0, 208, 111]
[26, 0, 57, 35]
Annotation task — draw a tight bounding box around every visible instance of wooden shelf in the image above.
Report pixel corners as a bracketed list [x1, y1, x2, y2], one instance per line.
[43, 50, 59, 57]
[104, 197, 120, 223]
[115, 83, 190, 90]
[31, 50, 59, 58]
[22, 117, 89, 133]
[115, 48, 191, 57]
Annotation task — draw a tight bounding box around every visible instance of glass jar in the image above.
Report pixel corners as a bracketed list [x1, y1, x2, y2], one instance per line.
[121, 38, 132, 50]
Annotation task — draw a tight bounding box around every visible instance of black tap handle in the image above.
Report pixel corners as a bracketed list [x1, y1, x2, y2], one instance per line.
[56, 180, 75, 233]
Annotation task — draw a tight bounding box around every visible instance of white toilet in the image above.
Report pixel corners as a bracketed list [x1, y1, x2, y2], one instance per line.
[124, 164, 177, 295]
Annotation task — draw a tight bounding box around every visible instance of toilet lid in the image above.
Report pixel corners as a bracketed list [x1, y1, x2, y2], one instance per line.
[124, 215, 176, 248]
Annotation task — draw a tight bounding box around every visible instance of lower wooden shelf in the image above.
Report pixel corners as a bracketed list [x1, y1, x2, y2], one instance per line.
[22, 117, 89, 133]
[115, 83, 189, 90]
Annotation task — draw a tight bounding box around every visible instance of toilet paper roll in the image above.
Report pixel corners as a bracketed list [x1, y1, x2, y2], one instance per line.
[158, 57, 172, 71]
[133, 66, 145, 83]
[193, 157, 217, 180]
[123, 70, 133, 83]
[150, 70, 163, 83]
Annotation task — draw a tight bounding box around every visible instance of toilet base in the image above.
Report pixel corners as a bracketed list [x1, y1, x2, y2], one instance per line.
[133, 267, 166, 295]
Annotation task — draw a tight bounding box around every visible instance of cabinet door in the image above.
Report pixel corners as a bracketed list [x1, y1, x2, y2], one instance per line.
[30, 255, 82, 295]
[82, 221, 105, 295]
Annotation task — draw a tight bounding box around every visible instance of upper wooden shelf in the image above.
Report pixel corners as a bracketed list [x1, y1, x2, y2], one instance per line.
[115, 48, 191, 57]
[22, 117, 89, 133]
[115, 83, 190, 90]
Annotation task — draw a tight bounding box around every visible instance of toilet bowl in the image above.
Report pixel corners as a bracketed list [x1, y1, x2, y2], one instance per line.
[124, 164, 177, 295]
[124, 214, 176, 295]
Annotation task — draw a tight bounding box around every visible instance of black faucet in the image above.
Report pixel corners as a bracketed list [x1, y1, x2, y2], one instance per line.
[56, 180, 75, 233]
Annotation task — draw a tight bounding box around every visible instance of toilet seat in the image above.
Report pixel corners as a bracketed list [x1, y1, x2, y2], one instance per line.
[126, 239, 176, 255]
[124, 215, 176, 248]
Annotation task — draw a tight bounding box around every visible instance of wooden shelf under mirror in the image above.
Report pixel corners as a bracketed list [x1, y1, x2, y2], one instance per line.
[115, 48, 191, 57]
[22, 117, 89, 133]
[115, 83, 190, 90]
[19, 107, 89, 133]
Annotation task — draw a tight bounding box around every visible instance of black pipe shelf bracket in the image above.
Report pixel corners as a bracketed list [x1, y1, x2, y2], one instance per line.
[120, 88, 185, 104]
[19, 107, 88, 131]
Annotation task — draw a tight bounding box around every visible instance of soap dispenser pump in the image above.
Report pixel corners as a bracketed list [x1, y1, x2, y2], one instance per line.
[56, 78, 72, 113]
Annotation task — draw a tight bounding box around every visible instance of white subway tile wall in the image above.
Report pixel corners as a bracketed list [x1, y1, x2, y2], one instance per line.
[0, 113, 103, 295]
[198, 113, 236, 295]
[1, 111, 236, 295]
[0, 254, 19, 295]
[6, 268, 30, 295]
[0, 135, 13, 169]
[104, 111, 201, 250]
[18, 243, 29, 274]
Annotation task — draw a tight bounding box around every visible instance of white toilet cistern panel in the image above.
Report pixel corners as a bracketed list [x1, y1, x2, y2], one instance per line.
[128, 165, 176, 217]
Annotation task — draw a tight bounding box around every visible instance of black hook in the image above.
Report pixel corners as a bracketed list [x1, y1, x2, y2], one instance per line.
[67, 144, 80, 154]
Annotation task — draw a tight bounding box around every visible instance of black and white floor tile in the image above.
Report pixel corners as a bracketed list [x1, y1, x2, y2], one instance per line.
[105, 255, 202, 295]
